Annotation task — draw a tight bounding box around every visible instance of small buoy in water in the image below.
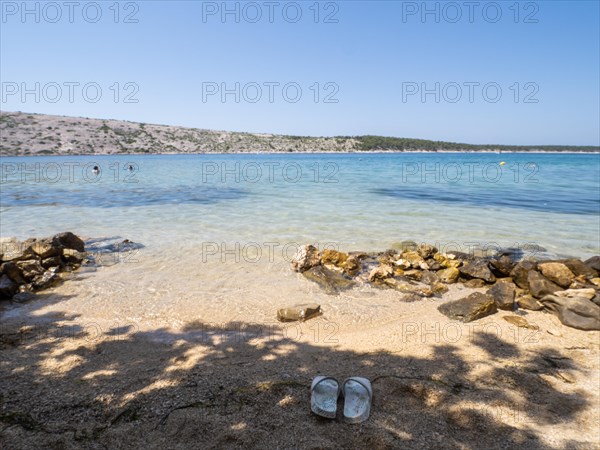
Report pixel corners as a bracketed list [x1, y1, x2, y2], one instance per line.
[499, 161, 506, 165]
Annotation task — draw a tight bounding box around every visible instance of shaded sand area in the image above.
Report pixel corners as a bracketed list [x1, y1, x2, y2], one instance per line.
[1, 255, 600, 449]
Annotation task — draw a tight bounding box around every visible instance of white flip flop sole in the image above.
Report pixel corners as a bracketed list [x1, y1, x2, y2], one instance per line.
[311, 376, 340, 419]
[342, 377, 372, 423]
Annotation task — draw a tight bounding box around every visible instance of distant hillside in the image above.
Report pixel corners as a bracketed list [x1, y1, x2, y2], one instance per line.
[1, 111, 598, 156]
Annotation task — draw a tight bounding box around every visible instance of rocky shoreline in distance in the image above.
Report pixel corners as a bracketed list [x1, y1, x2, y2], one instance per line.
[291, 243, 600, 331]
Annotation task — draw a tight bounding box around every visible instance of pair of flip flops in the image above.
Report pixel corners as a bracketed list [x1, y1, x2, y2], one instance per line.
[310, 376, 372, 423]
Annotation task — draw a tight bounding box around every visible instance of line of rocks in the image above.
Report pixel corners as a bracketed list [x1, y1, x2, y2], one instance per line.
[0, 232, 89, 300]
[291, 242, 600, 331]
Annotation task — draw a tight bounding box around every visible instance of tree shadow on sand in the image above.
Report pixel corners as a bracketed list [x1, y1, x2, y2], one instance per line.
[0, 295, 597, 450]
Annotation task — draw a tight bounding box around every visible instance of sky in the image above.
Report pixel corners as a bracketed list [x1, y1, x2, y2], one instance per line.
[1, 0, 599, 145]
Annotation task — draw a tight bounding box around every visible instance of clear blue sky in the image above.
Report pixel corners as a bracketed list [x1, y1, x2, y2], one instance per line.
[1, 1, 599, 145]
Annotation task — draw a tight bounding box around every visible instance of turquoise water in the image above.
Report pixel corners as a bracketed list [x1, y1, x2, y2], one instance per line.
[1, 153, 599, 258]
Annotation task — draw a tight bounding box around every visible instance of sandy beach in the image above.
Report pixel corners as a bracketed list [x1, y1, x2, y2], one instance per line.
[1, 252, 599, 449]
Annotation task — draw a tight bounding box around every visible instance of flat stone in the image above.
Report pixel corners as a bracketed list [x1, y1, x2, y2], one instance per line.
[539, 295, 600, 331]
[555, 288, 596, 301]
[303, 265, 355, 295]
[503, 315, 539, 330]
[277, 303, 321, 322]
[437, 292, 497, 322]
[516, 295, 543, 311]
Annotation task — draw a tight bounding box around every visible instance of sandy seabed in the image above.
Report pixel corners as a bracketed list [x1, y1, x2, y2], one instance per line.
[1, 257, 599, 449]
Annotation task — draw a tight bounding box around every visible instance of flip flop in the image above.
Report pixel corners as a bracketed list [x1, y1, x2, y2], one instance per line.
[342, 377, 372, 423]
[310, 376, 340, 419]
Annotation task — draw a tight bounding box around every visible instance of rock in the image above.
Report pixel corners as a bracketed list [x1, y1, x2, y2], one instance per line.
[584, 256, 600, 272]
[30, 239, 60, 259]
[52, 232, 85, 252]
[560, 258, 598, 279]
[343, 254, 362, 277]
[503, 316, 539, 330]
[368, 264, 394, 282]
[438, 267, 460, 283]
[459, 259, 496, 283]
[517, 295, 543, 311]
[291, 245, 320, 273]
[555, 288, 596, 301]
[489, 255, 516, 277]
[432, 282, 449, 295]
[592, 295, 600, 307]
[421, 270, 439, 285]
[402, 251, 427, 269]
[426, 259, 442, 271]
[591, 278, 600, 287]
[383, 278, 433, 297]
[434, 253, 461, 269]
[0, 274, 18, 299]
[510, 260, 538, 290]
[62, 248, 87, 264]
[303, 265, 355, 294]
[41, 256, 63, 269]
[277, 303, 321, 322]
[320, 249, 348, 267]
[32, 269, 59, 290]
[0, 261, 26, 285]
[487, 281, 516, 310]
[0, 238, 33, 262]
[462, 279, 487, 288]
[417, 244, 437, 259]
[437, 292, 497, 322]
[528, 270, 563, 299]
[393, 258, 412, 270]
[403, 269, 423, 281]
[539, 295, 600, 331]
[15, 260, 45, 281]
[538, 262, 575, 288]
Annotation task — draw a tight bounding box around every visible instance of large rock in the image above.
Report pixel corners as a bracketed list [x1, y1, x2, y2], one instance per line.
[30, 239, 61, 259]
[0, 261, 26, 284]
[555, 288, 596, 301]
[303, 265, 355, 294]
[0, 274, 18, 299]
[417, 244, 437, 259]
[539, 295, 600, 331]
[527, 270, 563, 299]
[538, 262, 575, 288]
[15, 260, 45, 281]
[52, 232, 85, 252]
[584, 256, 600, 272]
[560, 258, 598, 279]
[437, 292, 497, 322]
[438, 267, 460, 283]
[291, 245, 320, 273]
[459, 259, 495, 283]
[510, 260, 538, 290]
[489, 255, 516, 277]
[487, 281, 516, 310]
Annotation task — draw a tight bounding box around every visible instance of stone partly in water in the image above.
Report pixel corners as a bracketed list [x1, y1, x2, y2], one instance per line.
[516, 295, 543, 311]
[277, 303, 321, 322]
[302, 265, 355, 295]
[320, 249, 348, 267]
[527, 270, 563, 299]
[489, 255, 516, 277]
[537, 262, 576, 288]
[290, 245, 320, 273]
[437, 292, 497, 322]
[383, 278, 434, 297]
[459, 259, 496, 283]
[487, 281, 516, 310]
[52, 231, 86, 253]
[368, 264, 393, 282]
[510, 260, 538, 290]
[539, 295, 600, 331]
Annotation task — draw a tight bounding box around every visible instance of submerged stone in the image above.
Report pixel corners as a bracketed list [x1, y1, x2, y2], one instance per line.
[303, 265, 355, 294]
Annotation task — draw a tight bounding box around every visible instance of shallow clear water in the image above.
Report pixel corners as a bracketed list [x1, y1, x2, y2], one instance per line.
[1, 153, 599, 258]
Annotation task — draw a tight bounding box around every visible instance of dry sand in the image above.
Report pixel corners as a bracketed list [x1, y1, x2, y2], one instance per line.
[1, 260, 599, 449]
